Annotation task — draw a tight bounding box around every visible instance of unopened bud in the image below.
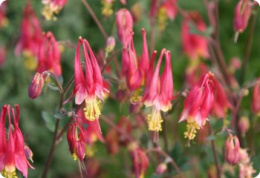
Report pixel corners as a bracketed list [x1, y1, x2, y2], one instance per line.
[238, 116, 250, 137]
[106, 37, 116, 54]
[156, 163, 167, 175]
[28, 72, 44, 99]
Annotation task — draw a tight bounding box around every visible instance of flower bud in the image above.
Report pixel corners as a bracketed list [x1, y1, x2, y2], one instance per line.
[28, 72, 44, 99]
[234, 0, 252, 33]
[252, 78, 260, 115]
[225, 134, 240, 165]
[238, 116, 250, 137]
[156, 163, 167, 175]
[116, 9, 133, 47]
[106, 37, 115, 54]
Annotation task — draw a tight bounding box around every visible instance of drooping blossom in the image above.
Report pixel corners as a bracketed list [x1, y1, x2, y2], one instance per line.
[143, 49, 174, 135]
[128, 143, 149, 178]
[15, 3, 42, 71]
[157, 0, 178, 30]
[234, 0, 252, 34]
[28, 72, 45, 99]
[122, 29, 149, 102]
[179, 72, 215, 141]
[211, 78, 231, 118]
[42, 0, 67, 20]
[0, 1, 8, 28]
[251, 78, 260, 115]
[67, 121, 87, 161]
[225, 134, 240, 165]
[182, 12, 209, 60]
[67, 109, 104, 160]
[73, 37, 109, 121]
[37, 31, 62, 77]
[149, 0, 177, 30]
[116, 9, 133, 47]
[0, 105, 33, 178]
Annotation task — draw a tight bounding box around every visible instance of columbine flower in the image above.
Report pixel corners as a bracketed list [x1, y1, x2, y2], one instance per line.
[37, 31, 62, 77]
[211, 78, 231, 118]
[251, 78, 260, 115]
[28, 72, 45, 99]
[157, 0, 178, 30]
[234, 0, 252, 34]
[42, 0, 67, 20]
[182, 11, 209, 61]
[128, 143, 149, 178]
[143, 49, 174, 135]
[73, 37, 108, 121]
[156, 163, 167, 175]
[122, 29, 149, 102]
[67, 121, 87, 161]
[179, 72, 215, 142]
[0, 105, 33, 178]
[225, 134, 240, 165]
[116, 9, 133, 47]
[15, 3, 43, 71]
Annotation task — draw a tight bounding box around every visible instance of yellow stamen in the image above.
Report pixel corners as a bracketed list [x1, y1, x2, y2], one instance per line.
[147, 108, 163, 132]
[84, 98, 101, 121]
[23, 50, 38, 71]
[101, 0, 114, 17]
[157, 7, 168, 31]
[1, 166, 17, 178]
[85, 145, 95, 157]
[42, 4, 59, 21]
[130, 88, 142, 103]
[184, 119, 200, 141]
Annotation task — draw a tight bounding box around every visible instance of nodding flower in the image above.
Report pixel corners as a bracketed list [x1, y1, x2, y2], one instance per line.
[182, 11, 209, 61]
[179, 72, 215, 142]
[116, 9, 133, 47]
[73, 37, 109, 121]
[234, 0, 252, 34]
[42, 0, 67, 20]
[128, 143, 149, 178]
[157, 0, 178, 30]
[0, 105, 34, 178]
[15, 3, 42, 71]
[225, 134, 240, 165]
[143, 49, 174, 134]
[67, 121, 87, 161]
[121, 29, 149, 102]
[37, 31, 62, 77]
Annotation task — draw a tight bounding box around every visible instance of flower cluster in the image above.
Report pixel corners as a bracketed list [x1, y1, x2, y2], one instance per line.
[0, 105, 33, 178]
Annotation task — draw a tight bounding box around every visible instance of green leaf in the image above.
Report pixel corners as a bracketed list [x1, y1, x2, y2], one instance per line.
[42, 111, 56, 132]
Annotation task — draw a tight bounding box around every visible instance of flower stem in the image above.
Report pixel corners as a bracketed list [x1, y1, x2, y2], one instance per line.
[240, 8, 258, 85]
[81, 0, 108, 40]
[208, 123, 221, 178]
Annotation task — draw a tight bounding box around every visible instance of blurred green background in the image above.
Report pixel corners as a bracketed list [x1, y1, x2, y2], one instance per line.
[0, 0, 260, 177]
